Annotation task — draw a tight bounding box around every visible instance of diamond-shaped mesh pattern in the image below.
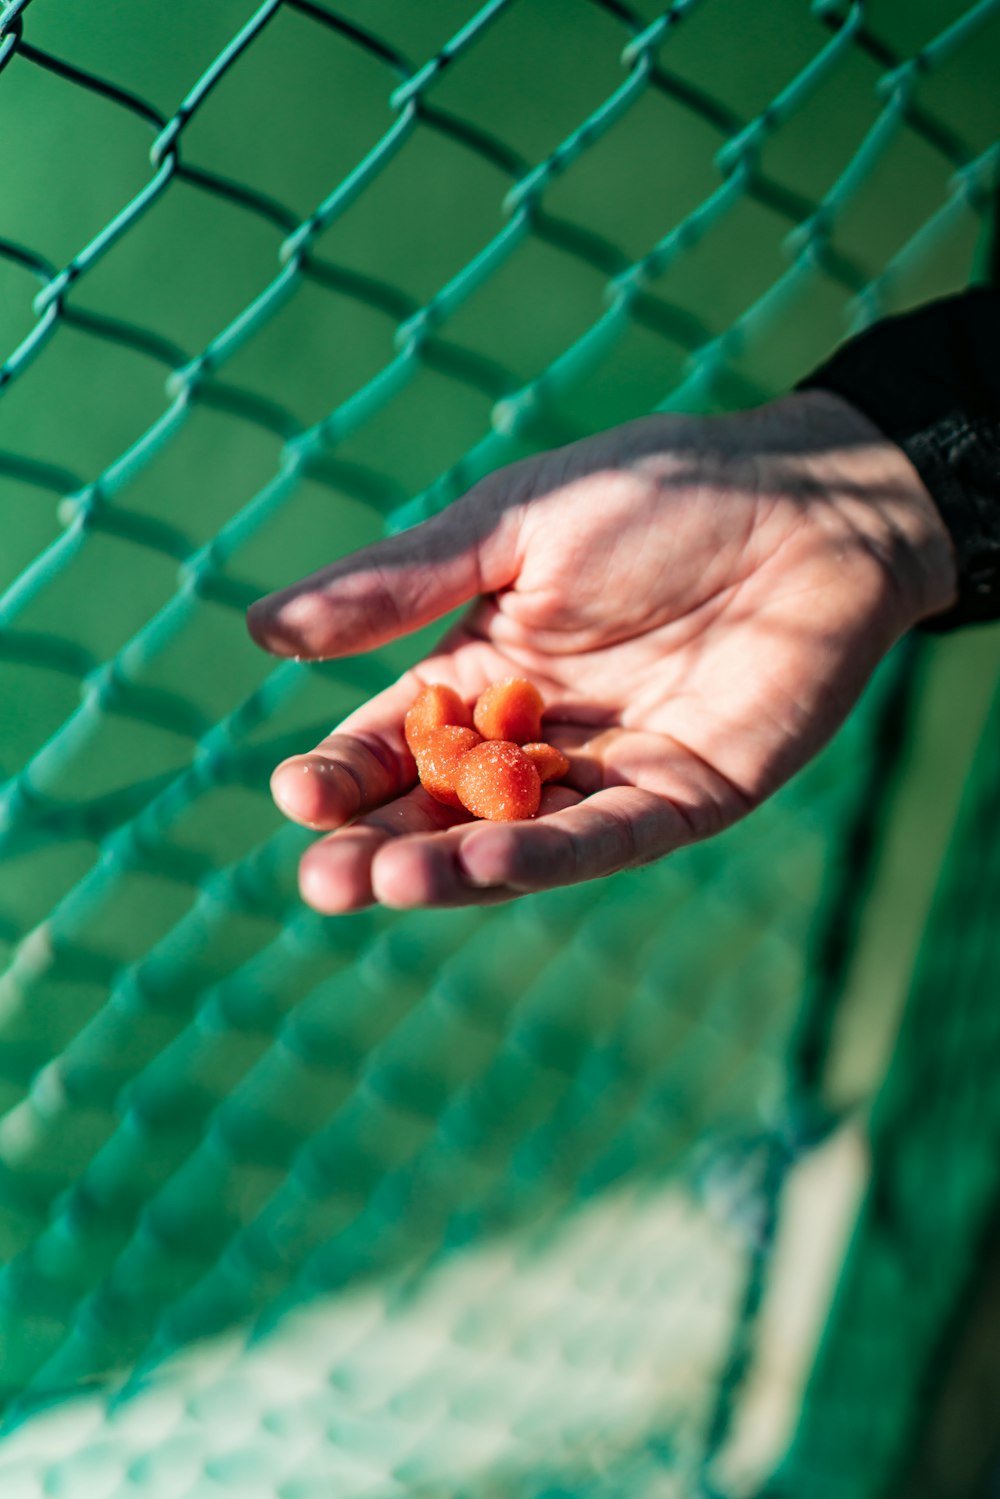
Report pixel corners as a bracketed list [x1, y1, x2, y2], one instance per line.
[1, 1, 998, 1495]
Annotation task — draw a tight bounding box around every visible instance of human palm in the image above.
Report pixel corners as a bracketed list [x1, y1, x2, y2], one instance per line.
[247, 391, 953, 911]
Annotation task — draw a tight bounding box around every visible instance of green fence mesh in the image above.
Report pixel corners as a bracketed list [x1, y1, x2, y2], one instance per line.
[766, 667, 1000, 1499]
[1, 1, 999, 1495]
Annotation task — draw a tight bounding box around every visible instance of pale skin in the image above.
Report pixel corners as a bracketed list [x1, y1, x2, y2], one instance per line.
[246, 390, 957, 913]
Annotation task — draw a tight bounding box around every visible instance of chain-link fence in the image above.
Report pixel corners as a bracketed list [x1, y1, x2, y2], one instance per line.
[1, 1, 998, 1495]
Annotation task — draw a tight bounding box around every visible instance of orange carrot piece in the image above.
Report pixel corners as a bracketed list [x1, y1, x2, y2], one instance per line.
[472, 677, 543, 745]
[404, 683, 472, 754]
[414, 726, 482, 809]
[455, 740, 541, 822]
[522, 741, 570, 784]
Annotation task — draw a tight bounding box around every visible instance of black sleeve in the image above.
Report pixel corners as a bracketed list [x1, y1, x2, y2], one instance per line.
[797, 288, 1000, 631]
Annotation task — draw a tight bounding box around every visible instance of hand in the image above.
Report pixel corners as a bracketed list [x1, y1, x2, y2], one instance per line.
[246, 391, 956, 912]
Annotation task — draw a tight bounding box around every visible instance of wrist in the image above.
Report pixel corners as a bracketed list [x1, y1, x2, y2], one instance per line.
[780, 389, 959, 632]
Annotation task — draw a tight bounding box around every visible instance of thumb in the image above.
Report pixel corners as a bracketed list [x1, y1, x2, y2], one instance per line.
[246, 480, 524, 660]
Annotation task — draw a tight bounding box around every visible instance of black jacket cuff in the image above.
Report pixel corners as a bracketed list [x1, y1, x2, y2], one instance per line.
[797, 289, 1000, 632]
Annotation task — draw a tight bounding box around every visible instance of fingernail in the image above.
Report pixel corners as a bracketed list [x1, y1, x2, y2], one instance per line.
[457, 831, 511, 888]
[271, 756, 341, 828]
[246, 596, 274, 641]
[300, 842, 366, 914]
[247, 593, 314, 657]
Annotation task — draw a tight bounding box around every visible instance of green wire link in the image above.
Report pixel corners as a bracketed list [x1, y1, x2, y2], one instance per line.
[388, 0, 518, 110]
[0, 0, 998, 1486]
[149, 0, 286, 168]
[717, 3, 865, 175]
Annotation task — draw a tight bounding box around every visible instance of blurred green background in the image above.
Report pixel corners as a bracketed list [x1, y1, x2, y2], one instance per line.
[1, 1, 999, 1495]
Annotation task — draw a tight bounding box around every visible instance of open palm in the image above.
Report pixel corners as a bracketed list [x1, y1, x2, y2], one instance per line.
[247, 391, 953, 911]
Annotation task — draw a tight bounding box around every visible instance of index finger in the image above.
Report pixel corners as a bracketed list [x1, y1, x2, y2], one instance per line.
[299, 783, 693, 913]
[270, 672, 422, 831]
